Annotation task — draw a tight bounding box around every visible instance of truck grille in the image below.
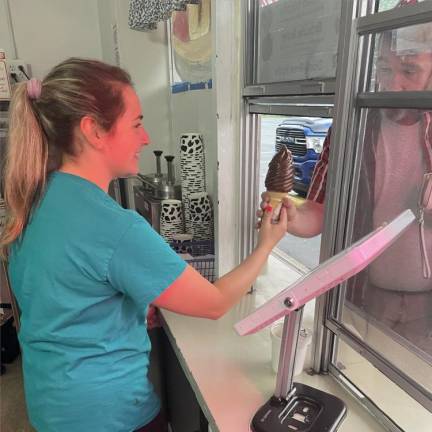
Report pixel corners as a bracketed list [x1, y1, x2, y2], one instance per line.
[276, 128, 307, 157]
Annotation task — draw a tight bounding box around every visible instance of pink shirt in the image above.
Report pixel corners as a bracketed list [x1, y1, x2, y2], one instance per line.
[308, 113, 432, 291]
[371, 116, 431, 291]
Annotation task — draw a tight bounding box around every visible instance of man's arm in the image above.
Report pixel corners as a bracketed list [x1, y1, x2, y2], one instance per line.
[283, 198, 324, 237]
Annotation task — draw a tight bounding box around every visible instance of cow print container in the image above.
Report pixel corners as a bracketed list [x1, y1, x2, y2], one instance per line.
[180, 133, 207, 233]
[189, 192, 214, 241]
[160, 199, 184, 241]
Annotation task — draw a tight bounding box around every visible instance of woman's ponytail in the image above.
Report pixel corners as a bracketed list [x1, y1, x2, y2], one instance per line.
[0, 82, 48, 258]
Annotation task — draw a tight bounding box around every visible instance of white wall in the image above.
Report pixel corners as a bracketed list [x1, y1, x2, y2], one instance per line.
[169, 0, 242, 276]
[3, 0, 217, 194]
[0, 0, 15, 58]
[6, 0, 102, 78]
[170, 89, 217, 203]
[97, 0, 118, 66]
[112, 0, 173, 175]
[212, 0, 242, 274]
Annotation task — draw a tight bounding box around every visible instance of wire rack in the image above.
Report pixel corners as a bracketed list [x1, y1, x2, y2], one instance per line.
[170, 239, 216, 282]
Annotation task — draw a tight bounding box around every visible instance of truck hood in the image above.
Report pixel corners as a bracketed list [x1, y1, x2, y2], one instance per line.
[277, 117, 332, 134]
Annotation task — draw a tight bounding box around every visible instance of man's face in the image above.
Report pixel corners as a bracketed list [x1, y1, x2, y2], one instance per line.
[376, 42, 432, 123]
[377, 45, 432, 92]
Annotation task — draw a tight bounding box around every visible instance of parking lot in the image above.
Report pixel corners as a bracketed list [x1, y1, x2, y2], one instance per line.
[259, 116, 321, 269]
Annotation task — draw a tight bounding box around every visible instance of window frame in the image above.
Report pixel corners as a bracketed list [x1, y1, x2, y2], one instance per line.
[316, 0, 432, 423]
[241, 0, 432, 429]
[243, 0, 339, 96]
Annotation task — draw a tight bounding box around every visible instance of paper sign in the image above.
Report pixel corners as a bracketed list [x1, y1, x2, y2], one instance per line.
[0, 61, 11, 100]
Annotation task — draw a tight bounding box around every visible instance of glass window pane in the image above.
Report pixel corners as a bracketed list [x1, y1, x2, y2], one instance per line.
[366, 22, 432, 92]
[333, 339, 431, 430]
[336, 107, 432, 393]
[365, 0, 431, 14]
[378, 0, 403, 11]
[255, 0, 342, 84]
[259, 115, 331, 269]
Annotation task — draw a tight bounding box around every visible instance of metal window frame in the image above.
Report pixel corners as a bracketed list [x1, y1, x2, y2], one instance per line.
[239, 97, 334, 267]
[239, 106, 260, 264]
[241, 0, 432, 428]
[316, 0, 432, 426]
[327, 320, 432, 412]
[328, 363, 405, 432]
[312, 0, 362, 374]
[358, 0, 432, 33]
[243, 0, 338, 96]
[247, 95, 334, 117]
[357, 91, 432, 108]
[243, 80, 337, 97]
[244, 0, 258, 87]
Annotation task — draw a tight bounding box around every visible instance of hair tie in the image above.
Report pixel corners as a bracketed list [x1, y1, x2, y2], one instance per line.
[26, 78, 42, 100]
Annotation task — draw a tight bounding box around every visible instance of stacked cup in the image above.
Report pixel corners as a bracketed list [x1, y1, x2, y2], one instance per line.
[189, 192, 213, 241]
[180, 133, 207, 234]
[159, 199, 184, 241]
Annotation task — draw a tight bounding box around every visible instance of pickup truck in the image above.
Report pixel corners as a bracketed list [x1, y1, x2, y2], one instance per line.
[275, 117, 332, 196]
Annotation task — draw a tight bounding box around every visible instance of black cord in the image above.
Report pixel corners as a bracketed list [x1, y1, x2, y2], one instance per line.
[18, 65, 30, 80]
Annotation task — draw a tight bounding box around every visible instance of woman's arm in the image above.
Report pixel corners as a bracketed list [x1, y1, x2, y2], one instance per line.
[153, 206, 288, 319]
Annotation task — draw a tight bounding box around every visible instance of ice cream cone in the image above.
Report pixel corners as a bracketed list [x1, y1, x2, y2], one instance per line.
[264, 148, 294, 222]
[267, 191, 290, 209]
[267, 191, 289, 221]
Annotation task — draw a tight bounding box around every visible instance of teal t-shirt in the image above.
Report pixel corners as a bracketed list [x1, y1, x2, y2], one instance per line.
[8, 172, 187, 432]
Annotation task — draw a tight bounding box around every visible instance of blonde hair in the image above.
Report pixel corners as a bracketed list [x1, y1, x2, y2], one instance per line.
[0, 58, 131, 258]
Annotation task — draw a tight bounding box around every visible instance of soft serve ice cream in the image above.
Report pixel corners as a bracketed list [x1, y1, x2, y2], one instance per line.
[264, 147, 294, 220]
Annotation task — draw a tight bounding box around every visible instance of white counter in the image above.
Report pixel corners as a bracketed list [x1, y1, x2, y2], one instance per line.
[160, 257, 387, 432]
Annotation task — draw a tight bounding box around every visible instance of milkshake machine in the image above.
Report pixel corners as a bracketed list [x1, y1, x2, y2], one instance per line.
[134, 150, 182, 232]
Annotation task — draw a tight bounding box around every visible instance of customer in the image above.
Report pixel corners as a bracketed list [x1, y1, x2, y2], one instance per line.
[0, 58, 288, 432]
[259, 17, 432, 354]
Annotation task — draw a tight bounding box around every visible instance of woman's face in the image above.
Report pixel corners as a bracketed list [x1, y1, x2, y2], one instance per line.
[104, 86, 149, 177]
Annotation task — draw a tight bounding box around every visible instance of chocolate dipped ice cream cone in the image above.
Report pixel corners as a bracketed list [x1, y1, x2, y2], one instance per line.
[264, 147, 294, 220]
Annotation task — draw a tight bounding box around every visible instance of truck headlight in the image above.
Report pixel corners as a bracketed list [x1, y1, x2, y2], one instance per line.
[306, 136, 325, 154]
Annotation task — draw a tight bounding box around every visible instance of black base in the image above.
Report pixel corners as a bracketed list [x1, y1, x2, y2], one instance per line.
[251, 383, 347, 432]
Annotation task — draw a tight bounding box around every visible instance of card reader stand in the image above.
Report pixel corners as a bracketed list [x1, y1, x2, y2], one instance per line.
[251, 382, 346, 432]
[251, 309, 346, 432]
[236, 210, 416, 432]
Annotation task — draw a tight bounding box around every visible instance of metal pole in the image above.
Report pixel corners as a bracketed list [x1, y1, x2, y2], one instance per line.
[274, 307, 303, 400]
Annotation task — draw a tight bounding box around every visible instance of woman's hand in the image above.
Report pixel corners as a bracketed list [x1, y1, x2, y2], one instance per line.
[256, 197, 289, 251]
[256, 191, 298, 231]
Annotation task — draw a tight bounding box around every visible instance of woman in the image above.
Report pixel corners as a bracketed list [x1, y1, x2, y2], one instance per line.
[0, 58, 288, 432]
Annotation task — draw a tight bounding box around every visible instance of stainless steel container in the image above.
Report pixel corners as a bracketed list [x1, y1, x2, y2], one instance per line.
[134, 151, 182, 232]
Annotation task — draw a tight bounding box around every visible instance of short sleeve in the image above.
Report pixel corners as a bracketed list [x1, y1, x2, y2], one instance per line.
[107, 219, 187, 311]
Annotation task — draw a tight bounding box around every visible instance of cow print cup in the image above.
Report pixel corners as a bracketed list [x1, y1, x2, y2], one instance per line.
[160, 199, 184, 241]
[180, 133, 206, 233]
[189, 192, 213, 241]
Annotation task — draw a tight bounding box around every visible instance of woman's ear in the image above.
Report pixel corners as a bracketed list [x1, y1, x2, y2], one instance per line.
[79, 115, 106, 150]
